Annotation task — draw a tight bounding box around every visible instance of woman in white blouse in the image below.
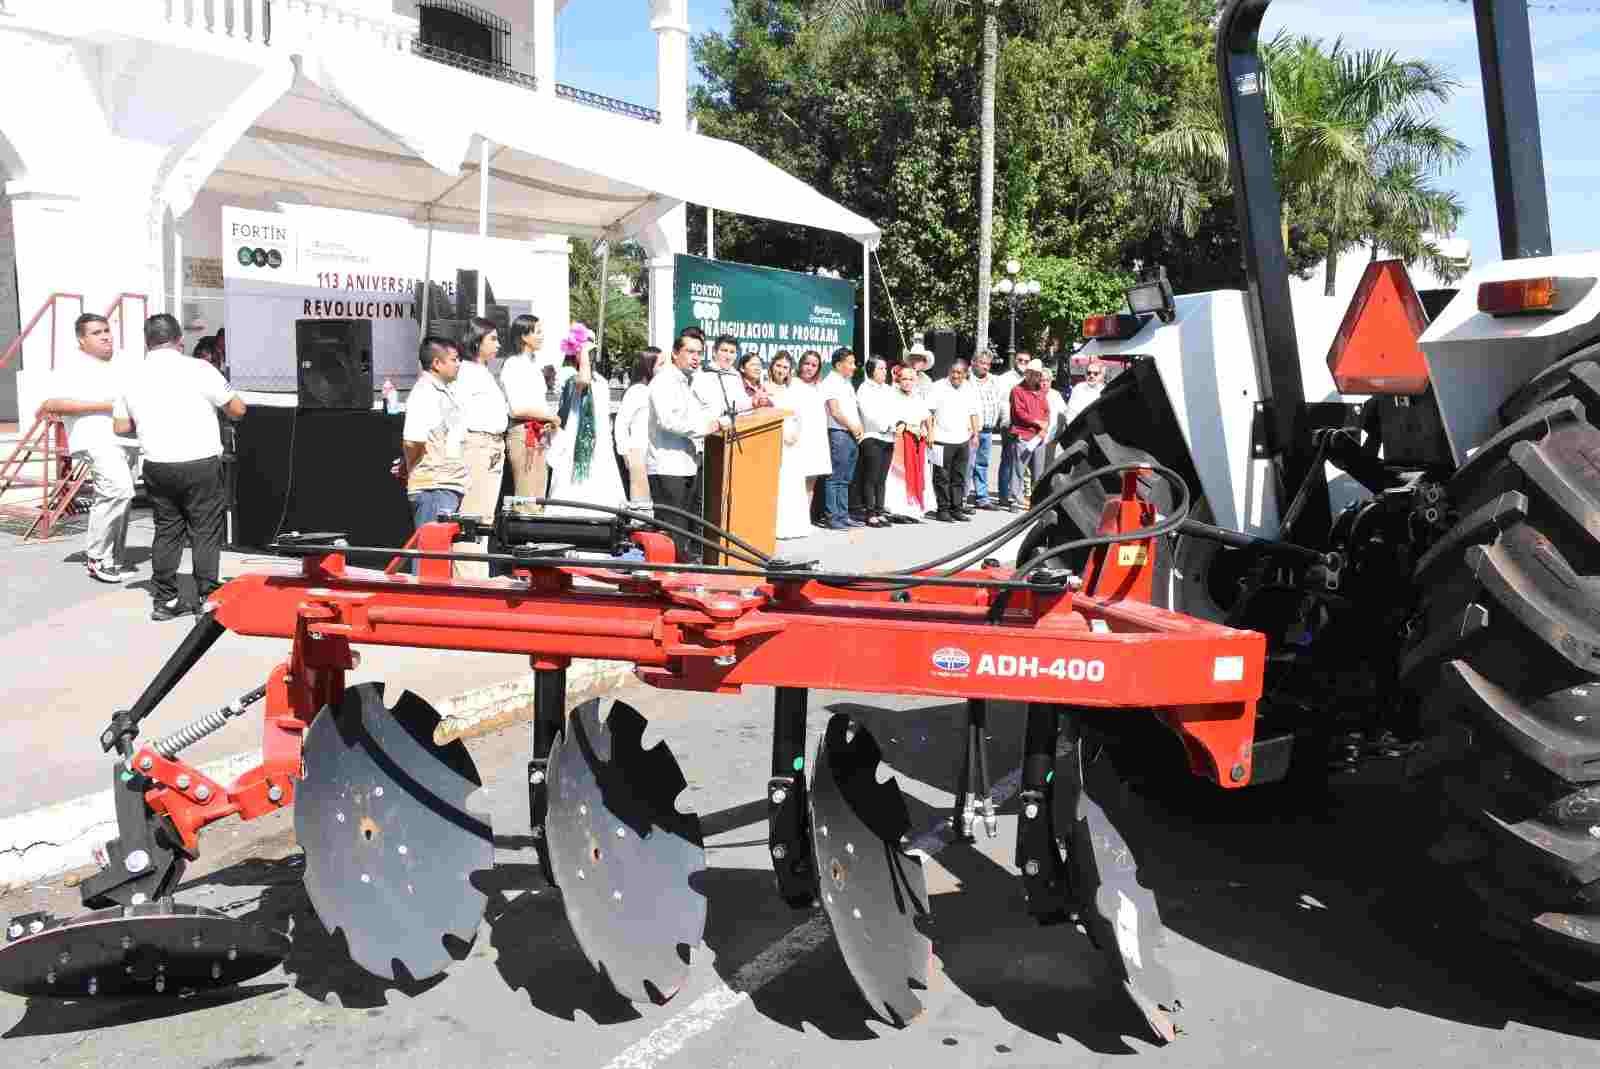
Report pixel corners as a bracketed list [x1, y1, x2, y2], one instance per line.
[790, 349, 834, 526]
[766, 352, 811, 540]
[455, 317, 510, 578]
[613, 348, 665, 503]
[855, 357, 898, 527]
[498, 315, 557, 507]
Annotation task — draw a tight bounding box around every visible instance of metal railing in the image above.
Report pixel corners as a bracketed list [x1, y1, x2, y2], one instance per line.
[0, 293, 85, 372]
[104, 293, 150, 353]
[555, 84, 661, 124]
[409, 38, 537, 90]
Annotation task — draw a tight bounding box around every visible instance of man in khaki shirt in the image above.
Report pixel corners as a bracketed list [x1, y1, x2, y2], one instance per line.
[396, 337, 468, 539]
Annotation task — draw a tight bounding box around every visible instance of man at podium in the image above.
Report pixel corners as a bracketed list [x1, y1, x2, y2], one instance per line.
[648, 330, 730, 562]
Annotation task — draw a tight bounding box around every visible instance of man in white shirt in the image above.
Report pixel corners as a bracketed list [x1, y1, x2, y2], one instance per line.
[819, 348, 864, 529]
[926, 359, 980, 523]
[964, 350, 1005, 511]
[648, 330, 727, 562]
[114, 314, 246, 621]
[692, 333, 751, 422]
[36, 313, 138, 583]
[1063, 356, 1107, 424]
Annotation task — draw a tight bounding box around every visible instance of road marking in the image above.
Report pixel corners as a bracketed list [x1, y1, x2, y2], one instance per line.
[600, 768, 1024, 1069]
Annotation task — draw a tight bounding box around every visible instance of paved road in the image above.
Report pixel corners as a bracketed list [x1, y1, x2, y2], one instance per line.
[2, 682, 1599, 1067]
[6, 500, 1599, 1066]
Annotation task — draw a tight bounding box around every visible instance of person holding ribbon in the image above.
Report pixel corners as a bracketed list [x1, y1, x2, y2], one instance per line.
[544, 322, 624, 517]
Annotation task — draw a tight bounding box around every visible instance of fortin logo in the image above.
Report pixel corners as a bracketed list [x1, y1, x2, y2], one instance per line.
[237, 246, 283, 269]
[930, 646, 971, 675]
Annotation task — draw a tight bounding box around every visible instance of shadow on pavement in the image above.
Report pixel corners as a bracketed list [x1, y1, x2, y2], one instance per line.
[199, 855, 452, 1009]
[695, 866, 882, 1041]
[1117, 774, 1600, 1042]
[477, 868, 643, 1026]
[1, 984, 285, 1039]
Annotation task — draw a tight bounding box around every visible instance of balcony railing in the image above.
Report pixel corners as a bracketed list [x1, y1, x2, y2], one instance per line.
[556, 84, 661, 124]
[153, 1, 417, 52]
[410, 37, 537, 90]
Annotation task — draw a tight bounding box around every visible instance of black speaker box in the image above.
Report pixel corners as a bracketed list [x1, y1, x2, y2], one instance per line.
[296, 318, 373, 409]
[231, 406, 413, 563]
[926, 329, 958, 380]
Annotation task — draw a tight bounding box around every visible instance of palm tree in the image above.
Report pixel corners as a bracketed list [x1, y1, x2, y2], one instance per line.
[809, 0, 1006, 353]
[1147, 33, 1466, 294]
[1312, 45, 1466, 293]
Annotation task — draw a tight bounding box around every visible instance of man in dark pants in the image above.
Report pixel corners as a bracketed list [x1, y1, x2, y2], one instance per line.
[926, 359, 979, 523]
[647, 329, 727, 562]
[820, 348, 863, 529]
[114, 313, 246, 621]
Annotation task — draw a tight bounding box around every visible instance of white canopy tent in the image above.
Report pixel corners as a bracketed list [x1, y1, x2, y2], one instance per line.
[192, 49, 882, 360]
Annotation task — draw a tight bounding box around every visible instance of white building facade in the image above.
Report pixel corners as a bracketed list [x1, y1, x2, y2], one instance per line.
[0, 0, 709, 420]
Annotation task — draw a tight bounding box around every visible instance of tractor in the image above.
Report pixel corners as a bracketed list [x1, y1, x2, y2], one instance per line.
[1023, 0, 1600, 998]
[1, 0, 1591, 1046]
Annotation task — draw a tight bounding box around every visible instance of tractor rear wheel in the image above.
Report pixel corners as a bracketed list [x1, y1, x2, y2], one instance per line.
[1403, 349, 1600, 997]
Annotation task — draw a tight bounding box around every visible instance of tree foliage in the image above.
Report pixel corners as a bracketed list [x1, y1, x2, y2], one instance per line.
[569, 238, 648, 376]
[689, 1, 1467, 356]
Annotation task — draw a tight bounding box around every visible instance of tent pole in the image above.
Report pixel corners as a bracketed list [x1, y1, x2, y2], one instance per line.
[596, 239, 610, 376]
[862, 241, 870, 368]
[477, 138, 490, 316]
[420, 207, 434, 341]
[171, 226, 182, 318]
[706, 206, 714, 259]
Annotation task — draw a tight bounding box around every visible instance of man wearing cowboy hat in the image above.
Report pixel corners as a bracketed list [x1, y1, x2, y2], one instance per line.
[903, 341, 935, 398]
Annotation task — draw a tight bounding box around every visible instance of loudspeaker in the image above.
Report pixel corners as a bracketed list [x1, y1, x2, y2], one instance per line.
[926, 329, 958, 380]
[296, 319, 373, 409]
[231, 406, 413, 564]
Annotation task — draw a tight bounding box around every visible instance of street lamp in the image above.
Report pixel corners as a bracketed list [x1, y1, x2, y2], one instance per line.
[991, 261, 1040, 358]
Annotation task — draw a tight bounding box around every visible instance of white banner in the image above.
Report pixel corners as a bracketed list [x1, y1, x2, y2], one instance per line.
[222, 206, 535, 393]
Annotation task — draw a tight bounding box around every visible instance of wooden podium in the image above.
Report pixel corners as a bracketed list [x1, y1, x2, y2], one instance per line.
[701, 408, 787, 566]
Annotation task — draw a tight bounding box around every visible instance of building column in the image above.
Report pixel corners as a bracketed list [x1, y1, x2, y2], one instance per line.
[649, 0, 689, 133]
[646, 251, 678, 351]
[642, 0, 690, 350]
[533, 0, 557, 98]
[528, 232, 571, 335]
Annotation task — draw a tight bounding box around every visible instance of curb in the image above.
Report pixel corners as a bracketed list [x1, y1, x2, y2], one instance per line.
[0, 659, 634, 891]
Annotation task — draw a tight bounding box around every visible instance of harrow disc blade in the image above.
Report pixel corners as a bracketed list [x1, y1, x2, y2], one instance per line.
[546, 698, 706, 1003]
[810, 714, 931, 1026]
[295, 682, 493, 981]
[1060, 741, 1179, 1043]
[0, 900, 286, 997]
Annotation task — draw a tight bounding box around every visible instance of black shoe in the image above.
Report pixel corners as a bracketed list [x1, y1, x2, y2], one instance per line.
[889, 514, 919, 524]
[955, 509, 976, 520]
[934, 511, 956, 523]
[151, 598, 196, 622]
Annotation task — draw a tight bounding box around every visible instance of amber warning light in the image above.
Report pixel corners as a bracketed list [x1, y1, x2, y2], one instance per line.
[1478, 276, 1594, 317]
[1082, 314, 1146, 341]
[1326, 259, 1431, 395]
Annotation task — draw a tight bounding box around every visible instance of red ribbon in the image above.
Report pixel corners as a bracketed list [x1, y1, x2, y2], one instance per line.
[902, 430, 927, 510]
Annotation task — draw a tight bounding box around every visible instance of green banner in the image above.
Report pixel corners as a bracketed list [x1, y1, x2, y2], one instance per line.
[673, 254, 856, 364]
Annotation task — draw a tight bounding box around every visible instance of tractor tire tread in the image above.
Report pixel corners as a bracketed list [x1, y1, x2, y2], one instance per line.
[1499, 344, 1600, 425]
